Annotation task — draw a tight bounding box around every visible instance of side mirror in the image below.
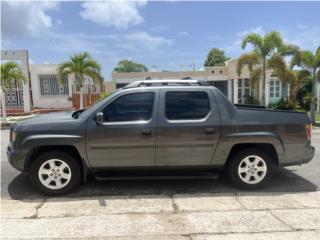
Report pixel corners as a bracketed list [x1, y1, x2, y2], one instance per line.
[94, 112, 104, 126]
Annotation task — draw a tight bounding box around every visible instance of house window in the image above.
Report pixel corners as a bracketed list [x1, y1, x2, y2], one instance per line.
[269, 79, 281, 98]
[39, 75, 69, 96]
[238, 78, 251, 104]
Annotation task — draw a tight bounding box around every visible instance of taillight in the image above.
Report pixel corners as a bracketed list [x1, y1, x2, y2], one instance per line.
[305, 124, 312, 141]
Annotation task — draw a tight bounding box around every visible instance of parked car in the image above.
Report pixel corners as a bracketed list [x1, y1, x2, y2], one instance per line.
[7, 80, 315, 195]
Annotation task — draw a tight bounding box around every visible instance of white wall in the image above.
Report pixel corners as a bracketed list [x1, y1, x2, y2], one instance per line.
[316, 81, 320, 112]
[29, 64, 73, 109]
[1, 50, 31, 112]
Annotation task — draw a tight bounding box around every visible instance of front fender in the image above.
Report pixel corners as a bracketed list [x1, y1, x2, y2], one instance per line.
[20, 134, 88, 168]
[211, 132, 286, 166]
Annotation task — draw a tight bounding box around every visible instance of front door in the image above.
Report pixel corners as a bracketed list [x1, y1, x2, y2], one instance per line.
[238, 78, 251, 104]
[86, 90, 158, 168]
[156, 89, 220, 167]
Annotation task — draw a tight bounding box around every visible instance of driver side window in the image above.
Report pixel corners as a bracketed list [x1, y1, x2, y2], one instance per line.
[102, 92, 155, 122]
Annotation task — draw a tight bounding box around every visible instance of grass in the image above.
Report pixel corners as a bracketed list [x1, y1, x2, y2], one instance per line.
[306, 112, 320, 123]
[316, 113, 320, 124]
[307, 112, 320, 126]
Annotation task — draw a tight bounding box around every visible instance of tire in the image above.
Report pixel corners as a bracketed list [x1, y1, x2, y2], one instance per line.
[29, 151, 82, 195]
[227, 148, 274, 189]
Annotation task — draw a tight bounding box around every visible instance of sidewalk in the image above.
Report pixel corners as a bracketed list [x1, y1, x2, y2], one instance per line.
[2, 191, 320, 239]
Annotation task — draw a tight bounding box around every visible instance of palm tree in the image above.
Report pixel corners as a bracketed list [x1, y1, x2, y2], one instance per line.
[271, 62, 310, 105]
[288, 70, 311, 105]
[0, 62, 27, 124]
[237, 31, 287, 105]
[58, 52, 103, 109]
[267, 49, 311, 106]
[291, 47, 320, 123]
[113, 59, 148, 73]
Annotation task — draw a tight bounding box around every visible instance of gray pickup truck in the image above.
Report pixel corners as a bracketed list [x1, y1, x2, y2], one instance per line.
[7, 80, 315, 195]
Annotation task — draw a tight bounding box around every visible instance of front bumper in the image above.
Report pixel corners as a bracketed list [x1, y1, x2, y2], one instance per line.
[7, 144, 25, 172]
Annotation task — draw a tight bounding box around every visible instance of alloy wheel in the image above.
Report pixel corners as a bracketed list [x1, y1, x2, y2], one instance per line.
[237, 155, 267, 184]
[38, 159, 72, 189]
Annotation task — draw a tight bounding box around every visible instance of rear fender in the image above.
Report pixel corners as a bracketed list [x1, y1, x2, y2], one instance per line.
[211, 132, 286, 166]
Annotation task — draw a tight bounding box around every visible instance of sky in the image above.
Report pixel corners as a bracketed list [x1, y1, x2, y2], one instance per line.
[1, 0, 320, 80]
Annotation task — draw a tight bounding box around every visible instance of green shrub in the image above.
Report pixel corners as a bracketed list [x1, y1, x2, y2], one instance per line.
[268, 97, 296, 110]
[302, 94, 312, 111]
[244, 96, 260, 105]
[297, 80, 312, 111]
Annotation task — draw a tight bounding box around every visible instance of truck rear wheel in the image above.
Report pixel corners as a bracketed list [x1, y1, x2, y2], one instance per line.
[29, 151, 82, 195]
[228, 148, 274, 189]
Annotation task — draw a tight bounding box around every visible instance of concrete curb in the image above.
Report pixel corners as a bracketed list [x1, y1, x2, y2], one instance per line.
[2, 209, 320, 238]
[2, 192, 320, 238]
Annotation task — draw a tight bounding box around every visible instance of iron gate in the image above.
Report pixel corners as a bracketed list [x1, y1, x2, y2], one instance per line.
[4, 81, 24, 108]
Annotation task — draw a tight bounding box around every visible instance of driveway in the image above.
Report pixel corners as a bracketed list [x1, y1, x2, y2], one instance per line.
[1, 129, 320, 239]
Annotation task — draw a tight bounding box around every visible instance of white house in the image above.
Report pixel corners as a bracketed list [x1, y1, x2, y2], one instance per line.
[30, 64, 73, 109]
[1, 50, 74, 112]
[1, 50, 115, 113]
[112, 59, 290, 106]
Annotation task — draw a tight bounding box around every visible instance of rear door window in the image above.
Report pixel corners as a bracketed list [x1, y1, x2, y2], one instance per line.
[165, 91, 210, 120]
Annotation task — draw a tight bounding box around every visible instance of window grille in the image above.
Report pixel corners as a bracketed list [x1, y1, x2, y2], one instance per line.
[39, 75, 69, 96]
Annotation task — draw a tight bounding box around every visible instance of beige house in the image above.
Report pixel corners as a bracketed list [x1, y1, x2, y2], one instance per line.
[112, 59, 289, 106]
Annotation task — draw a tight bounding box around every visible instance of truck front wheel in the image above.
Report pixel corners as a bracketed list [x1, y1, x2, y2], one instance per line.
[228, 148, 274, 189]
[29, 151, 82, 195]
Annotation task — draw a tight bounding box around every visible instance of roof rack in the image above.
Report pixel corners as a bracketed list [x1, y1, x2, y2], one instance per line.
[123, 79, 208, 89]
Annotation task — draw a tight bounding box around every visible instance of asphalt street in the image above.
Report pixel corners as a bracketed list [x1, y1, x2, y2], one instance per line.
[1, 129, 319, 200]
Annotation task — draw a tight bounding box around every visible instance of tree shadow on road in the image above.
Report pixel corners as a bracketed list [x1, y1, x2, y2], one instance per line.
[6, 167, 318, 201]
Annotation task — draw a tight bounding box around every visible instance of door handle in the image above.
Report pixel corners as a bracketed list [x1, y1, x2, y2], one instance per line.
[205, 128, 215, 134]
[141, 129, 152, 136]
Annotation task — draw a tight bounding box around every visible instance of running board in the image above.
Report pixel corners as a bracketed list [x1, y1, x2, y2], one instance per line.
[94, 170, 221, 181]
